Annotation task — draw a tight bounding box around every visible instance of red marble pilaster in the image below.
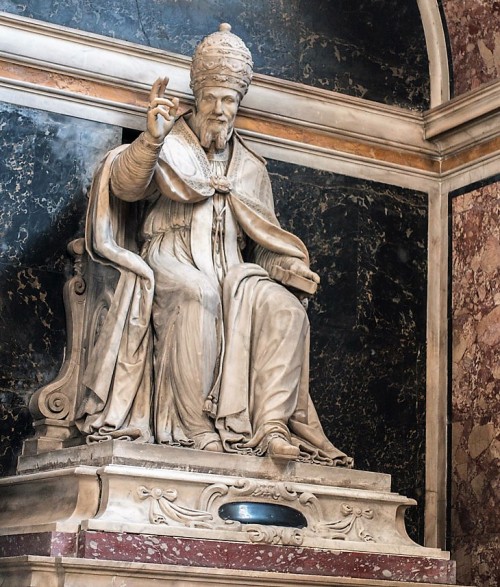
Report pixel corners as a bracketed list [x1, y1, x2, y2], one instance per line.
[451, 181, 500, 587]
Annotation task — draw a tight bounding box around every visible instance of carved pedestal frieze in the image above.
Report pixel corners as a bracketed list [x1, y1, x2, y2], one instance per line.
[0, 444, 459, 585]
[137, 485, 214, 528]
[1, 443, 440, 557]
[137, 478, 375, 546]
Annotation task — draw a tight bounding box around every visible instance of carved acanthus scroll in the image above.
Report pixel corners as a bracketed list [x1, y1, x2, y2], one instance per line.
[197, 479, 378, 544]
[245, 525, 304, 546]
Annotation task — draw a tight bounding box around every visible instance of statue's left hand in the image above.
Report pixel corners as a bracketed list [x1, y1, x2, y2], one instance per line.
[145, 77, 180, 142]
[287, 259, 320, 285]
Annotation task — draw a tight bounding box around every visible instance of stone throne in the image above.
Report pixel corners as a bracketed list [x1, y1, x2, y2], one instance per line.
[24, 237, 119, 456]
[0, 240, 459, 585]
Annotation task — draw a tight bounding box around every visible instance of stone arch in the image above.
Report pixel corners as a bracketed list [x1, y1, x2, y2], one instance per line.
[417, 0, 451, 106]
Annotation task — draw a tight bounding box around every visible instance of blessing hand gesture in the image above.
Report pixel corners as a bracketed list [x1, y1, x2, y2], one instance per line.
[145, 77, 180, 142]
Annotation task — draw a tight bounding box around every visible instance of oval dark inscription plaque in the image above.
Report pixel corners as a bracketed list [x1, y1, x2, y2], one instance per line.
[218, 502, 307, 528]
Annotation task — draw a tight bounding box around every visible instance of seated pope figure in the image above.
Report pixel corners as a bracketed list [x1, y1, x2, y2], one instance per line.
[76, 24, 350, 466]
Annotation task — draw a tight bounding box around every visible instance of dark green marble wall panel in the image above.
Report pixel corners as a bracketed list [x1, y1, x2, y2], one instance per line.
[0, 102, 121, 474]
[0, 0, 429, 109]
[268, 161, 428, 543]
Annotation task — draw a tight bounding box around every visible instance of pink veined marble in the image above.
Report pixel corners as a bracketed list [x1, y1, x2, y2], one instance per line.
[451, 181, 500, 587]
[441, 0, 500, 94]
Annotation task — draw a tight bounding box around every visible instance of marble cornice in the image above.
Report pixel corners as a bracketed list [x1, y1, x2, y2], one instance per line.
[0, 11, 436, 187]
[424, 79, 500, 184]
[424, 78, 500, 143]
[1, 11, 500, 191]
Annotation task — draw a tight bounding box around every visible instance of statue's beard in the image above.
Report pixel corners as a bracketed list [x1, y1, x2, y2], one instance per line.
[193, 114, 232, 150]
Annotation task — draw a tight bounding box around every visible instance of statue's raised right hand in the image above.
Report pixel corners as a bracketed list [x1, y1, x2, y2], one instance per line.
[145, 77, 180, 142]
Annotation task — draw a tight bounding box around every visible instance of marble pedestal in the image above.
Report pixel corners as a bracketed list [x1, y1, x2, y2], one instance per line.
[0, 442, 461, 586]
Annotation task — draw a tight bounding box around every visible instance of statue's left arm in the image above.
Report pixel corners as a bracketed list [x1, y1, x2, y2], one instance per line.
[236, 155, 320, 290]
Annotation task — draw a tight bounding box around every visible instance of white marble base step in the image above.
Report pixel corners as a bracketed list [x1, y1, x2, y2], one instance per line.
[0, 556, 467, 587]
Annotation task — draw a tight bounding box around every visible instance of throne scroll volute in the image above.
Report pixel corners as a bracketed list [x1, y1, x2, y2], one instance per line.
[23, 238, 118, 456]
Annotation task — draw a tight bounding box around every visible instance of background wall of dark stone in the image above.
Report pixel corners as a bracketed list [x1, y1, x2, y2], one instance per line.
[269, 162, 427, 541]
[0, 0, 430, 109]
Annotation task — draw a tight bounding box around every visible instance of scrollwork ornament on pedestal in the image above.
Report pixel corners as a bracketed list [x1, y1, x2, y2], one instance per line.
[137, 486, 213, 528]
[199, 478, 318, 514]
[315, 503, 376, 542]
[245, 525, 304, 546]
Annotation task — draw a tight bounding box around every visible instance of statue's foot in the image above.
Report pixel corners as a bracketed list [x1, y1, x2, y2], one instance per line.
[267, 436, 300, 460]
[204, 439, 223, 452]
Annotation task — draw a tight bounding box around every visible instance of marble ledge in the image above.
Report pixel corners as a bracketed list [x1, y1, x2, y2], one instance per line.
[0, 555, 467, 587]
[17, 441, 392, 491]
[1, 446, 443, 558]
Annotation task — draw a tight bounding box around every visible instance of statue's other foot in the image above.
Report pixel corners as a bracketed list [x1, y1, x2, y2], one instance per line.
[267, 436, 300, 460]
[204, 439, 224, 452]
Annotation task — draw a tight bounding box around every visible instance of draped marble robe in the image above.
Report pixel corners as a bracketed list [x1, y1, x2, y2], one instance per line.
[76, 116, 350, 466]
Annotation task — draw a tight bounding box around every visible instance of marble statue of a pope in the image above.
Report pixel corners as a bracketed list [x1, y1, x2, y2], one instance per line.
[76, 23, 351, 467]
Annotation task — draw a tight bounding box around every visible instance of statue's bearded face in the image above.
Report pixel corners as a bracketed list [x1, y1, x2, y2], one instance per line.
[193, 87, 240, 150]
